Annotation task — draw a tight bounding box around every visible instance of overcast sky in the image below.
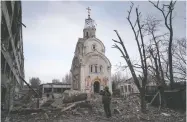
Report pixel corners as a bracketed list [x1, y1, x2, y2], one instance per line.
[22, 1, 186, 83]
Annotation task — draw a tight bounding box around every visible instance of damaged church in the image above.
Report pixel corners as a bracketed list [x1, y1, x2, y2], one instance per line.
[70, 7, 112, 94]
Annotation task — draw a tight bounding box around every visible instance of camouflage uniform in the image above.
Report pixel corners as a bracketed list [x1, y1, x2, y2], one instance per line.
[101, 87, 112, 118]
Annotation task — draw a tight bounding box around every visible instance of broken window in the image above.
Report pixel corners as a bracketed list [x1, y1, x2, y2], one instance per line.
[57, 88, 61, 93]
[44, 88, 52, 93]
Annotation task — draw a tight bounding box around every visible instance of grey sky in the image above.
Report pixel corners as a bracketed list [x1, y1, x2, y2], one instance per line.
[22, 1, 186, 83]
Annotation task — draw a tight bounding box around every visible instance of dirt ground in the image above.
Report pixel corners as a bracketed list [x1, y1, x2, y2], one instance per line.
[1, 94, 186, 122]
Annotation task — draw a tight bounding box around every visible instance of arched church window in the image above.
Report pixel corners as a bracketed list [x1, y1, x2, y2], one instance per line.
[90, 65, 93, 72]
[95, 65, 97, 73]
[92, 44, 96, 51]
[100, 65, 103, 72]
[86, 32, 88, 37]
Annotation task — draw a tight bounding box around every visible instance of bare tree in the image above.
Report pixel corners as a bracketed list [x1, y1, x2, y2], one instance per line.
[143, 16, 167, 87]
[172, 38, 186, 81]
[112, 3, 148, 112]
[62, 73, 72, 84]
[111, 71, 126, 90]
[149, 0, 177, 89]
[111, 71, 124, 83]
[29, 77, 41, 88]
[52, 79, 61, 83]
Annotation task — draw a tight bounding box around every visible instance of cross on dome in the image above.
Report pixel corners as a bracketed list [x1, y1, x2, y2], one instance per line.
[86, 7, 91, 18]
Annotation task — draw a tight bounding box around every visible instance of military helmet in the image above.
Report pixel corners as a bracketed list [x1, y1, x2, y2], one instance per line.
[104, 86, 109, 91]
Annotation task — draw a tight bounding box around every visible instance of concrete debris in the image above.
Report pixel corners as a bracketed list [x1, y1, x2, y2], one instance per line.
[50, 90, 88, 109]
[2, 94, 186, 122]
[41, 99, 54, 108]
[138, 115, 151, 121]
[63, 90, 87, 103]
[113, 108, 121, 114]
[53, 93, 63, 99]
[51, 97, 64, 108]
[83, 110, 89, 114]
[44, 113, 49, 120]
[161, 112, 171, 117]
[31, 113, 37, 115]
[5, 117, 10, 122]
[10, 108, 44, 116]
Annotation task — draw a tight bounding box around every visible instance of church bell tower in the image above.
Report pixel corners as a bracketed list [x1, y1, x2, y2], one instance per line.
[83, 7, 96, 39]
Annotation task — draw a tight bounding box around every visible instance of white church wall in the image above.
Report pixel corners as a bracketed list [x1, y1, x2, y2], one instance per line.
[83, 55, 112, 93]
[84, 38, 105, 55]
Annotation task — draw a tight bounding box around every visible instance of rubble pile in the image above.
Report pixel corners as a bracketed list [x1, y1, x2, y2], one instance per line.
[50, 90, 87, 108]
[3, 92, 186, 122]
[111, 94, 186, 122]
[62, 90, 87, 103]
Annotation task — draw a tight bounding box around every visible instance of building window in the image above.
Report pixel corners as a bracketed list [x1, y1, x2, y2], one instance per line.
[128, 85, 131, 92]
[95, 65, 97, 73]
[100, 65, 102, 73]
[124, 85, 127, 92]
[90, 65, 102, 74]
[92, 44, 96, 51]
[90, 65, 93, 72]
[86, 32, 88, 37]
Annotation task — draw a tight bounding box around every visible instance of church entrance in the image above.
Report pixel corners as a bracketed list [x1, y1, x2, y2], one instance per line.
[93, 81, 100, 93]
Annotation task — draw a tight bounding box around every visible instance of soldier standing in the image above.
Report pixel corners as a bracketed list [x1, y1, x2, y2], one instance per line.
[101, 86, 112, 118]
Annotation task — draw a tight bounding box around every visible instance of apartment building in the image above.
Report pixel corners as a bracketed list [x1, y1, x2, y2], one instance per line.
[1, 1, 25, 110]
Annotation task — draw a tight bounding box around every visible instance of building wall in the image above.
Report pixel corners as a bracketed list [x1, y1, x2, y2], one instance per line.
[83, 38, 105, 55]
[83, 53, 112, 93]
[74, 37, 112, 93]
[40, 84, 71, 98]
[71, 38, 112, 93]
[1, 1, 24, 111]
[117, 81, 139, 97]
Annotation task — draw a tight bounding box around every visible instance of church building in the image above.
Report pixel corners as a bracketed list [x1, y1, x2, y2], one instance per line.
[70, 7, 112, 94]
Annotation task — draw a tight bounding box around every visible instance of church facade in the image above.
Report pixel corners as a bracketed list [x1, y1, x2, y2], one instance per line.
[70, 9, 112, 93]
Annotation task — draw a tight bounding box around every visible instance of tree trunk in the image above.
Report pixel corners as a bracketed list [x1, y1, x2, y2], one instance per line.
[169, 5, 174, 89]
[169, 44, 174, 89]
[140, 88, 146, 113]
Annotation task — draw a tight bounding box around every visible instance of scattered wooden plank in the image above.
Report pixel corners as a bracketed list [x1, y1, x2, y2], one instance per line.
[61, 103, 76, 112]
